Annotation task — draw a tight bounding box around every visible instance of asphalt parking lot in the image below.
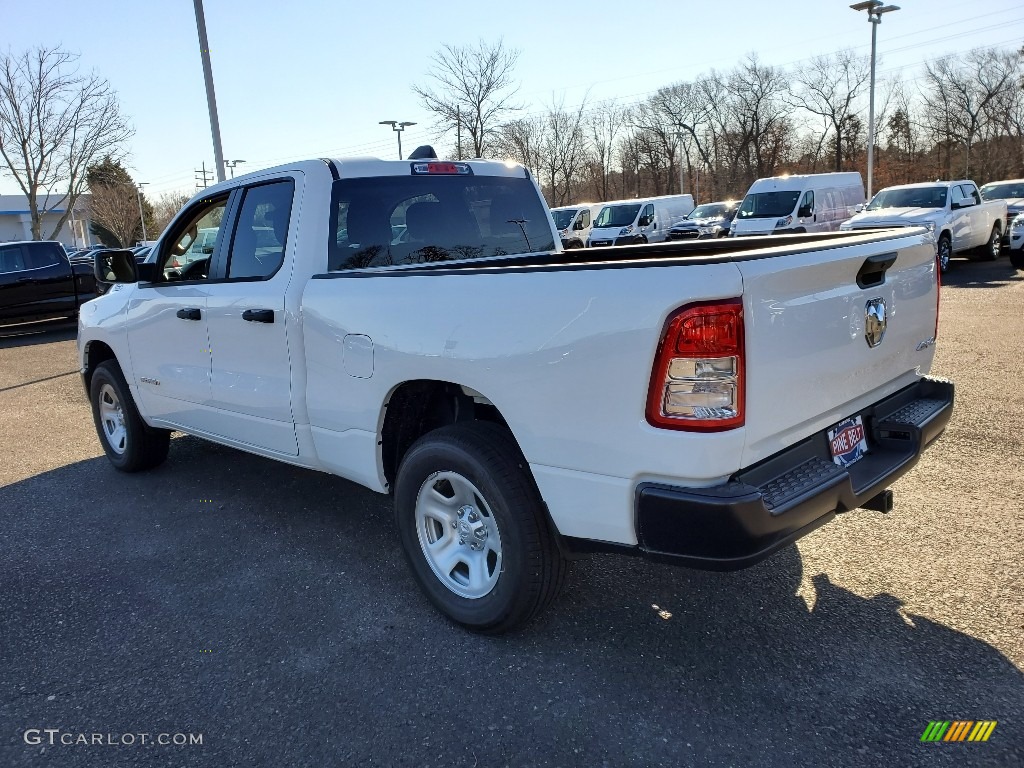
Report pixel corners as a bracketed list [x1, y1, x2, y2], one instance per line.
[1, 258, 1022, 767]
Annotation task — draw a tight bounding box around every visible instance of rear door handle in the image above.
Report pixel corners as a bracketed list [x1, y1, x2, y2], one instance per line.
[176, 307, 202, 320]
[242, 309, 274, 323]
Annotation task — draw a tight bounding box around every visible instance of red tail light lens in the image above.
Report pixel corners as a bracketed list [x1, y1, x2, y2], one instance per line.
[647, 300, 745, 432]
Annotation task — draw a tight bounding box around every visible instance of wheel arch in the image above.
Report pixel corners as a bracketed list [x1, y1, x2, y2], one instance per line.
[81, 339, 119, 396]
[380, 379, 519, 490]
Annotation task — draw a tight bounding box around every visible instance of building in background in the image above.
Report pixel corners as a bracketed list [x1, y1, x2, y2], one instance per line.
[0, 194, 92, 248]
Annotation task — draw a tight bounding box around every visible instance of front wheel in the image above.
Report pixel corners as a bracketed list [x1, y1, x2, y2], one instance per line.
[937, 234, 952, 274]
[90, 361, 170, 472]
[394, 422, 567, 634]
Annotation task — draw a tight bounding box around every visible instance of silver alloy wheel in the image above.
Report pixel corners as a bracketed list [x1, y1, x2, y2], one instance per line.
[414, 470, 502, 599]
[98, 383, 127, 455]
[938, 237, 951, 272]
[988, 227, 1001, 259]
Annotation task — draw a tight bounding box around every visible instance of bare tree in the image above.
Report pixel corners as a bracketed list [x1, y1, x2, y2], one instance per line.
[922, 48, 1017, 177]
[412, 39, 521, 158]
[87, 183, 141, 247]
[586, 102, 628, 202]
[788, 50, 870, 171]
[152, 190, 192, 236]
[0, 47, 132, 240]
[538, 97, 589, 206]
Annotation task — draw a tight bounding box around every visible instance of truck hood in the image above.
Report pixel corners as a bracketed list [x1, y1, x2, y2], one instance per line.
[844, 207, 942, 227]
[671, 217, 726, 230]
[731, 217, 779, 235]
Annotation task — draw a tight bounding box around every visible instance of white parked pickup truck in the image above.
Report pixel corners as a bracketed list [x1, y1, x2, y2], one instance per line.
[79, 149, 954, 633]
[840, 180, 1007, 273]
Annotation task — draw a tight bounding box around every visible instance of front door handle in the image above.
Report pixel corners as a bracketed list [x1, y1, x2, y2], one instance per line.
[176, 307, 202, 320]
[242, 308, 275, 323]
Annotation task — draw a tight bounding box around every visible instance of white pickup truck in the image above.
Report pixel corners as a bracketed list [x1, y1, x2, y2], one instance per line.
[79, 149, 954, 633]
[840, 180, 1007, 273]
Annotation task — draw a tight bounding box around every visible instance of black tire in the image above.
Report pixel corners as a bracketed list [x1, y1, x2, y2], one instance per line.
[937, 234, 952, 274]
[89, 361, 170, 472]
[1010, 249, 1024, 271]
[970, 225, 1001, 261]
[394, 422, 567, 634]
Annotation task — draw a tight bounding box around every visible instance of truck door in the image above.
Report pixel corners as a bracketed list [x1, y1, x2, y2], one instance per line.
[638, 203, 657, 241]
[949, 184, 973, 250]
[126, 193, 231, 431]
[204, 176, 299, 456]
[0, 244, 35, 322]
[0, 243, 75, 321]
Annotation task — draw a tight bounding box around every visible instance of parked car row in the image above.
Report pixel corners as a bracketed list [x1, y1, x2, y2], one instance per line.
[549, 195, 696, 248]
[552, 171, 1021, 274]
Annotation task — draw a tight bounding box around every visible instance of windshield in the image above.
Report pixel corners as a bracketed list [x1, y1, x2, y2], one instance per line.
[979, 183, 1024, 201]
[687, 203, 731, 219]
[551, 209, 577, 230]
[594, 204, 641, 228]
[736, 192, 800, 219]
[866, 187, 947, 210]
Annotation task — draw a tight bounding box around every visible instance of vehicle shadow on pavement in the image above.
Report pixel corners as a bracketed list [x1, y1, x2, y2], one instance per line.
[943, 259, 1023, 289]
[1, 437, 1020, 768]
[0, 322, 77, 349]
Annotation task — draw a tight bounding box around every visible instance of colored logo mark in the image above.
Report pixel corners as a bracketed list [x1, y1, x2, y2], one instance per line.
[920, 721, 997, 742]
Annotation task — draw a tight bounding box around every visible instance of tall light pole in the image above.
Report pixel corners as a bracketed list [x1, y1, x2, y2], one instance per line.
[193, 0, 226, 183]
[136, 182, 149, 244]
[379, 120, 416, 160]
[226, 159, 246, 178]
[850, 0, 900, 200]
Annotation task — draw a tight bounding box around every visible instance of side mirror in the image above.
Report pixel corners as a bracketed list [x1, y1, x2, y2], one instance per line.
[798, 205, 812, 218]
[639, 214, 653, 227]
[94, 249, 138, 284]
[854, 203, 864, 213]
[573, 219, 585, 230]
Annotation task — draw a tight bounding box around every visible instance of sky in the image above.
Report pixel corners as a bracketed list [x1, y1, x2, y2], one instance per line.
[2, 0, 1022, 199]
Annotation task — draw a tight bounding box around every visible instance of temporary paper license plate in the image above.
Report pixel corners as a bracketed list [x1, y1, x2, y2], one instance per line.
[828, 415, 869, 468]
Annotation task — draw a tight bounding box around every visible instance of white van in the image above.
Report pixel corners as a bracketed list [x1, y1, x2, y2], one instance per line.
[550, 203, 602, 249]
[730, 172, 864, 237]
[588, 194, 695, 247]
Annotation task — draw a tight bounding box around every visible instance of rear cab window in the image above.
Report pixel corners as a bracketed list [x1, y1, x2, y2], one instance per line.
[328, 172, 555, 270]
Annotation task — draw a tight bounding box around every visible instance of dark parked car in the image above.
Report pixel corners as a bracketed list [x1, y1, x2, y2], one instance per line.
[666, 200, 739, 241]
[0, 240, 99, 325]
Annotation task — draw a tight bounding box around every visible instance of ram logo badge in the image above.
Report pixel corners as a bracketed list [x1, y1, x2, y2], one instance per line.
[865, 298, 887, 348]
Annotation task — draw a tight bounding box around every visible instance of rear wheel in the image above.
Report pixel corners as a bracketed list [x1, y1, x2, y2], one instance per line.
[90, 361, 170, 472]
[971, 225, 1001, 261]
[394, 422, 567, 634]
[937, 234, 952, 274]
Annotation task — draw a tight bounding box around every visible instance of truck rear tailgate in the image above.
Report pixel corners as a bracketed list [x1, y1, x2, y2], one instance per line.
[736, 229, 939, 468]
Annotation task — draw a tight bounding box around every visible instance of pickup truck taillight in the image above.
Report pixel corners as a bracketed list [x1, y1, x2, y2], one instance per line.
[647, 300, 745, 432]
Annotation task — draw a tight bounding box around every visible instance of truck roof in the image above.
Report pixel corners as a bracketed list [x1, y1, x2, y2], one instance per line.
[877, 180, 977, 191]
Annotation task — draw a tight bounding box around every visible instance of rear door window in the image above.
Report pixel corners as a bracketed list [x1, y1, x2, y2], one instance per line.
[0, 245, 28, 273]
[226, 180, 294, 280]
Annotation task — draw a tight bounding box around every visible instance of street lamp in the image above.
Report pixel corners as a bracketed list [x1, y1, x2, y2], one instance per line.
[850, 0, 900, 199]
[379, 120, 416, 160]
[226, 159, 246, 178]
[136, 182, 149, 244]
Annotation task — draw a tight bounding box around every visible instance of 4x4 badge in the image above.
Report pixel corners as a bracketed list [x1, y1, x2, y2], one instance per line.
[865, 298, 887, 348]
